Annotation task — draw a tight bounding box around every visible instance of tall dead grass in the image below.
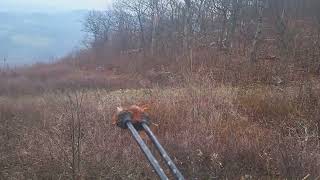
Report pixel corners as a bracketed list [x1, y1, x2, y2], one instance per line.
[1, 77, 319, 179]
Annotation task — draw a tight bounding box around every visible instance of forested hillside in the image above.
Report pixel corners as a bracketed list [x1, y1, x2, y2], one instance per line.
[0, 0, 320, 179]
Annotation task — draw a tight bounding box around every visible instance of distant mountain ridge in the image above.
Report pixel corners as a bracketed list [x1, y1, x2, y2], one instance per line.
[0, 10, 87, 66]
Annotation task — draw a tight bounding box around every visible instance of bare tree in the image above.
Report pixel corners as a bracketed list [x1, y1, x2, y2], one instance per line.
[83, 10, 113, 47]
[183, 0, 192, 53]
[116, 0, 150, 52]
[151, 0, 159, 56]
[250, 0, 265, 62]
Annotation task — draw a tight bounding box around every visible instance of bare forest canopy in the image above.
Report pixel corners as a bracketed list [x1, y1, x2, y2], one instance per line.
[82, 0, 320, 66]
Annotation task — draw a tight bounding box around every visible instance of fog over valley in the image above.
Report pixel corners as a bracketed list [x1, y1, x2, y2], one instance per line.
[0, 10, 87, 66]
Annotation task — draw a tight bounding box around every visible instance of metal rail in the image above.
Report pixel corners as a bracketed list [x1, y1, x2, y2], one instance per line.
[126, 122, 169, 180]
[116, 111, 185, 179]
[142, 123, 185, 180]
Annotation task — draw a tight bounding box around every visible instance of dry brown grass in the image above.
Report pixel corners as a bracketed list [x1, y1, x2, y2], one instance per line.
[1, 78, 319, 179]
[0, 61, 144, 97]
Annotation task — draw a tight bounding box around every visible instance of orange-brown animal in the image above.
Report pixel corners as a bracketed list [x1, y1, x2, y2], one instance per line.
[112, 105, 149, 125]
[112, 104, 159, 142]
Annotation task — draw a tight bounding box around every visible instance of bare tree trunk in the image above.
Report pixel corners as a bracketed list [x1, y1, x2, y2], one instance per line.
[250, 0, 265, 63]
[217, 9, 228, 50]
[183, 0, 192, 53]
[225, 0, 241, 50]
[137, 14, 146, 56]
[151, 0, 159, 56]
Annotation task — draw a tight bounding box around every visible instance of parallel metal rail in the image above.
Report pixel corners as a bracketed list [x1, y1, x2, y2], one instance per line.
[116, 112, 185, 180]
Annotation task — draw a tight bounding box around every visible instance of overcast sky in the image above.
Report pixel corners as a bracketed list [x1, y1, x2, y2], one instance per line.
[0, 0, 111, 12]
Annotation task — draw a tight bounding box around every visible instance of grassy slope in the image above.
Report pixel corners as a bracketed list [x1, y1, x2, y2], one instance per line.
[1, 80, 319, 179]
